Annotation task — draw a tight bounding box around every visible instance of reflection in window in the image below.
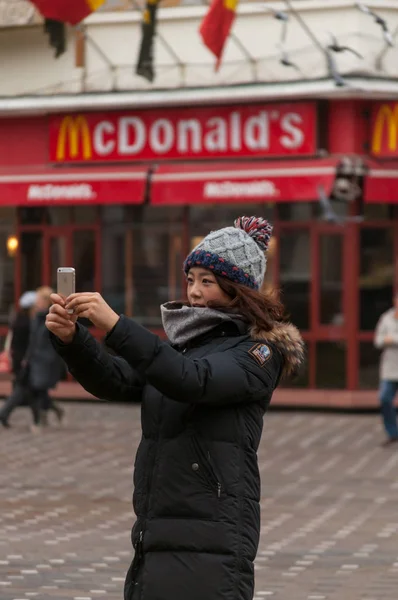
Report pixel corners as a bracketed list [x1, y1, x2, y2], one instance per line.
[279, 229, 310, 330]
[73, 206, 97, 224]
[102, 231, 125, 315]
[74, 230, 95, 292]
[277, 202, 313, 221]
[20, 232, 42, 293]
[320, 235, 343, 326]
[359, 342, 380, 390]
[359, 228, 393, 331]
[315, 341, 346, 389]
[102, 206, 184, 327]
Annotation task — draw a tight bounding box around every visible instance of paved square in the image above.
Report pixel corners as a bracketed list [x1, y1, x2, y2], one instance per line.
[0, 402, 397, 600]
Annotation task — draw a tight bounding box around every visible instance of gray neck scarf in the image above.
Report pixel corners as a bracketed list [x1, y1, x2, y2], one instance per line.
[161, 301, 246, 347]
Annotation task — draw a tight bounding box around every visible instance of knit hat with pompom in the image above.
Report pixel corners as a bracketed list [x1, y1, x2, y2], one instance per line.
[183, 216, 273, 290]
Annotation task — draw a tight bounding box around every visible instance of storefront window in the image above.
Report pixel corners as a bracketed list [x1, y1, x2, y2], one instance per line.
[277, 202, 314, 221]
[73, 206, 98, 224]
[359, 227, 394, 331]
[19, 207, 46, 225]
[74, 230, 96, 292]
[0, 231, 16, 323]
[45, 207, 71, 225]
[359, 342, 380, 389]
[102, 229, 126, 314]
[279, 229, 310, 330]
[320, 235, 343, 326]
[20, 232, 43, 294]
[102, 205, 184, 327]
[363, 203, 392, 220]
[315, 341, 346, 389]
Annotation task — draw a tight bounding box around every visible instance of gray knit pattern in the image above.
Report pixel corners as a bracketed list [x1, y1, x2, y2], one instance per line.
[161, 302, 245, 346]
[192, 226, 266, 288]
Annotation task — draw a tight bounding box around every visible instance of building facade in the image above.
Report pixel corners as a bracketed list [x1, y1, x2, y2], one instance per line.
[0, 0, 397, 392]
[0, 98, 396, 391]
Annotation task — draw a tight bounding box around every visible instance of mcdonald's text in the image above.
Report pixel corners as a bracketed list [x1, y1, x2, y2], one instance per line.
[49, 103, 316, 163]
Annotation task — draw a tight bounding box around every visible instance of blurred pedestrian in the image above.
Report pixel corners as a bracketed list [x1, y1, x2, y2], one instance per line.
[9, 291, 37, 386]
[374, 292, 398, 446]
[0, 286, 65, 432]
[47, 216, 304, 600]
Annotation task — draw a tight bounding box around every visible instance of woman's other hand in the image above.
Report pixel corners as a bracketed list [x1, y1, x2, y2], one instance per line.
[46, 293, 77, 344]
[65, 293, 119, 332]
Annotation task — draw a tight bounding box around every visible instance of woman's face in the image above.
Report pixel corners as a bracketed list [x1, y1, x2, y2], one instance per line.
[186, 268, 231, 308]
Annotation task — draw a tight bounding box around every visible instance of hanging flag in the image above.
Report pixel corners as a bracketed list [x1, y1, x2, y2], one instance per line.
[136, 0, 160, 83]
[199, 0, 239, 70]
[29, 0, 106, 26]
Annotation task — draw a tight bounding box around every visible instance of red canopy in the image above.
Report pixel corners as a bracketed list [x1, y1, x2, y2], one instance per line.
[364, 161, 398, 203]
[0, 166, 148, 206]
[151, 159, 339, 205]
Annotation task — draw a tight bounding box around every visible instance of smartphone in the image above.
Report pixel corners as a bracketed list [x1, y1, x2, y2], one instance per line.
[57, 267, 75, 314]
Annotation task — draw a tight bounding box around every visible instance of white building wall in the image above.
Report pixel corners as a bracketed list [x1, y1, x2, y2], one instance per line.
[0, 0, 397, 97]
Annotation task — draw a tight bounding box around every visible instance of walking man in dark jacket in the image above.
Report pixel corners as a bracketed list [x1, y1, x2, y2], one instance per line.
[0, 286, 65, 432]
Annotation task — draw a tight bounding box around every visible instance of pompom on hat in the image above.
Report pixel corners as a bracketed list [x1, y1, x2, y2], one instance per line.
[184, 216, 273, 290]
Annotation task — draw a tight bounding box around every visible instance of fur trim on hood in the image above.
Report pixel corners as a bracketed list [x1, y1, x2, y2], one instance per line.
[250, 321, 305, 380]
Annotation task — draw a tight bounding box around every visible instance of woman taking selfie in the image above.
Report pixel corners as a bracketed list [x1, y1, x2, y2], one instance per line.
[46, 216, 304, 600]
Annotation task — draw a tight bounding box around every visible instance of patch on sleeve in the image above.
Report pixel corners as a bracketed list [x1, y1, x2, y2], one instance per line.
[248, 343, 272, 366]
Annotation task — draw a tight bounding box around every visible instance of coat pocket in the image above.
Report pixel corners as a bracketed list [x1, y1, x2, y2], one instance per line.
[190, 434, 223, 498]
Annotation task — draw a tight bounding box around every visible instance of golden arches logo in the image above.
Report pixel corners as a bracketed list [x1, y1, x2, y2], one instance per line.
[372, 103, 398, 155]
[56, 115, 92, 161]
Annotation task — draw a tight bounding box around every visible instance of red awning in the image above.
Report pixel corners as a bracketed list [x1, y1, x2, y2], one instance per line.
[0, 166, 148, 206]
[151, 159, 338, 205]
[364, 161, 398, 203]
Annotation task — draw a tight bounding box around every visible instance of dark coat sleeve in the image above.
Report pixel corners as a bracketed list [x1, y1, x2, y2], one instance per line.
[50, 323, 144, 403]
[105, 315, 282, 406]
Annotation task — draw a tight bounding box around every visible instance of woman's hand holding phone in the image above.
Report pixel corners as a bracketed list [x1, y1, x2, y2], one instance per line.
[46, 293, 77, 344]
[64, 293, 119, 332]
[46, 292, 119, 343]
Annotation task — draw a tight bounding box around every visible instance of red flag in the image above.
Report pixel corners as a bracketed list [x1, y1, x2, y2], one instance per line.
[199, 0, 239, 70]
[29, 0, 105, 25]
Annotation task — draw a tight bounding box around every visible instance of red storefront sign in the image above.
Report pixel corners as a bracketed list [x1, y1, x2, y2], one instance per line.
[152, 159, 338, 204]
[49, 102, 317, 163]
[0, 167, 147, 206]
[371, 102, 398, 157]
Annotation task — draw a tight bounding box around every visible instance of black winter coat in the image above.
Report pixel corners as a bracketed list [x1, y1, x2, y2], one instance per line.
[26, 311, 66, 390]
[52, 315, 304, 600]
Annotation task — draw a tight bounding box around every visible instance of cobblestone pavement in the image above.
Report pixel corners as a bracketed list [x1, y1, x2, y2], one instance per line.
[0, 402, 397, 600]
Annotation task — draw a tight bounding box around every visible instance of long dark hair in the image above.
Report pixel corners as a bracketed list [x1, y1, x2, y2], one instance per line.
[214, 276, 287, 332]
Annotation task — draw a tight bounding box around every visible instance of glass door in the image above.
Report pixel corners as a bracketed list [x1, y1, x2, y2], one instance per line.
[312, 225, 348, 389]
[43, 229, 72, 290]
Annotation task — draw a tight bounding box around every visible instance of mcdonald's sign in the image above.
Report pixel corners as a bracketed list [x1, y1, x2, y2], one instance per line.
[371, 102, 398, 157]
[54, 115, 92, 161]
[49, 103, 316, 163]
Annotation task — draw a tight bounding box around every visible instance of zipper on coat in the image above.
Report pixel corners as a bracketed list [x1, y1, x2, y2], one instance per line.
[130, 529, 144, 588]
[191, 435, 222, 497]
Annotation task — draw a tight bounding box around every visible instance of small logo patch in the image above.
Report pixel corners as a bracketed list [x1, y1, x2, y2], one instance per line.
[248, 343, 272, 366]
